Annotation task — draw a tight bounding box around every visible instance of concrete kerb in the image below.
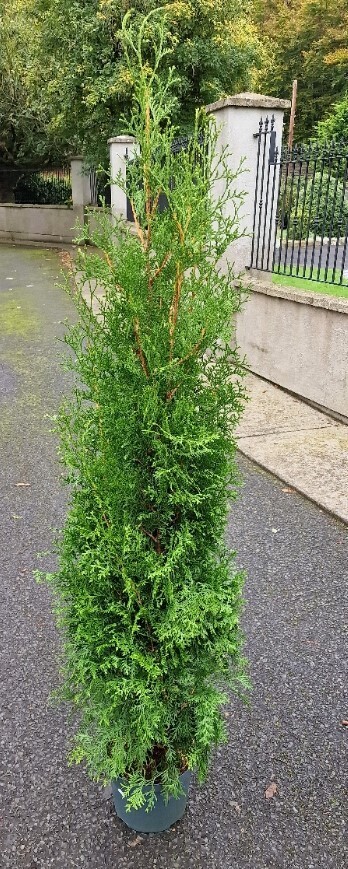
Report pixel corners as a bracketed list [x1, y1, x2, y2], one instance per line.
[237, 371, 348, 525]
[237, 437, 348, 528]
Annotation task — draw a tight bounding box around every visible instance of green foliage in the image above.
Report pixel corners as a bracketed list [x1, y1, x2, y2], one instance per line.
[34, 0, 261, 164]
[252, 0, 348, 142]
[0, 0, 65, 166]
[286, 169, 348, 239]
[3, 0, 348, 163]
[41, 10, 249, 810]
[14, 172, 72, 204]
[316, 94, 348, 145]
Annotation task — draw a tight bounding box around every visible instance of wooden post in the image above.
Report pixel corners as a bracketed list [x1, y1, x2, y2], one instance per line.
[288, 80, 297, 150]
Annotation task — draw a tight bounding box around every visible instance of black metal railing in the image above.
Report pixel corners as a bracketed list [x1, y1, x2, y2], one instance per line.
[171, 135, 191, 154]
[90, 169, 111, 207]
[126, 132, 205, 223]
[250, 115, 279, 273]
[0, 166, 72, 205]
[251, 123, 348, 286]
[274, 141, 348, 285]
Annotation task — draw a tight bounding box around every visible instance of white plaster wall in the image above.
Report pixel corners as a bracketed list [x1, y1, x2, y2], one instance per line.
[236, 283, 348, 419]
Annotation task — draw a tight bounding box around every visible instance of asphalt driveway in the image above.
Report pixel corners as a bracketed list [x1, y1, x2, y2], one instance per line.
[0, 245, 347, 868]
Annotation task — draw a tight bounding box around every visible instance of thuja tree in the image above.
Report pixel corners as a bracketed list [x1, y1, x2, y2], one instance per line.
[44, 10, 249, 809]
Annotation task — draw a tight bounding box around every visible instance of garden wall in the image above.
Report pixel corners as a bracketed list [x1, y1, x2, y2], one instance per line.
[236, 278, 348, 421]
[0, 204, 84, 245]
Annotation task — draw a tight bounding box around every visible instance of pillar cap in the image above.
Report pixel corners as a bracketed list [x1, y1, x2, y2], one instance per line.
[108, 135, 137, 145]
[205, 93, 291, 113]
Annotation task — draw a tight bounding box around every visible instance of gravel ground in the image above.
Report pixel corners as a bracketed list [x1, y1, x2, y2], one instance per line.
[0, 245, 347, 869]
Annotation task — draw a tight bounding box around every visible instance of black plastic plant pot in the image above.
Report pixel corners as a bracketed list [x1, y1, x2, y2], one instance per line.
[111, 770, 192, 833]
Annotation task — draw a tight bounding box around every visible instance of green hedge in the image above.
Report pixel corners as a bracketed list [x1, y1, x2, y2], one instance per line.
[15, 172, 71, 205]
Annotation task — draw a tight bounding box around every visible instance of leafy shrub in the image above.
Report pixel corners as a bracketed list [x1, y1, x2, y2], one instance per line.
[39, 11, 249, 811]
[285, 170, 348, 239]
[316, 93, 348, 146]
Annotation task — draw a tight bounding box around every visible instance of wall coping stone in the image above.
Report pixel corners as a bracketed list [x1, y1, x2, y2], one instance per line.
[206, 93, 291, 113]
[249, 275, 348, 314]
[107, 135, 136, 144]
[0, 203, 73, 210]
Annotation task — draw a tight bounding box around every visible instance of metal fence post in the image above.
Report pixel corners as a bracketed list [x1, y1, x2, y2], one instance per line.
[205, 93, 290, 276]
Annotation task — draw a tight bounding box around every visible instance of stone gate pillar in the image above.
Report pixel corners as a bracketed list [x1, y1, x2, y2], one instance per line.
[205, 93, 291, 276]
[70, 157, 92, 208]
[108, 136, 139, 220]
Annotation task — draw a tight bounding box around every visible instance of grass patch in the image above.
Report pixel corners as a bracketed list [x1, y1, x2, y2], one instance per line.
[272, 268, 348, 299]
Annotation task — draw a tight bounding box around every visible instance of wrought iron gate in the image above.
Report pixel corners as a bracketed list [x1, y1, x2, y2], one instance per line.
[250, 115, 279, 274]
[251, 119, 348, 287]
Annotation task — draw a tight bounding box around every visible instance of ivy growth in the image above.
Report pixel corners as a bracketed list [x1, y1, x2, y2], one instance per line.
[42, 9, 249, 811]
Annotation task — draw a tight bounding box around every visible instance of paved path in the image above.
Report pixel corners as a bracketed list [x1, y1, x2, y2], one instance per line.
[0, 245, 347, 868]
[238, 374, 348, 523]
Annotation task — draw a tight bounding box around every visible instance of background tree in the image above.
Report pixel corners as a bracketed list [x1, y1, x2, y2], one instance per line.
[316, 94, 348, 145]
[252, 0, 348, 142]
[3, 0, 346, 172]
[0, 0, 69, 199]
[0, 0, 64, 165]
[35, 0, 262, 164]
